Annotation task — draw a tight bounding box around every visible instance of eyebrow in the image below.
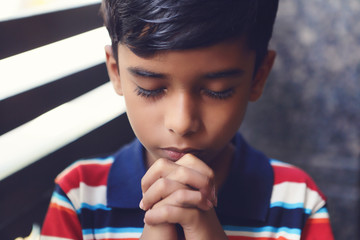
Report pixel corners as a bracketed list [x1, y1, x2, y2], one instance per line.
[128, 67, 167, 79]
[127, 67, 244, 81]
[203, 69, 244, 80]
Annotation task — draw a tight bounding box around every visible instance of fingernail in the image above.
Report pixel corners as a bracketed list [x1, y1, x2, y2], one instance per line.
[211, 186, 216, 198]
[139, 200, 144, 210]
[207, 199, 214, 209]
[211, 186, 217, 207]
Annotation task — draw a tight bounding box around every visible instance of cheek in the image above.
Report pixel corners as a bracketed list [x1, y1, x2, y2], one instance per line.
[204, 99, 248, 142]
[209, 98, 247, 127]
[124, 93, 163, 144]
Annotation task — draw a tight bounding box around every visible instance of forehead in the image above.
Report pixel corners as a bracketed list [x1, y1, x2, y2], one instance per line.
[117, 38, 255, 74]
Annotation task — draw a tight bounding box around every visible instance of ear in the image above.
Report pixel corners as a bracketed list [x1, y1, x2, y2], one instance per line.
[249, 50, 276, 102]
[105, 45, 123, 96]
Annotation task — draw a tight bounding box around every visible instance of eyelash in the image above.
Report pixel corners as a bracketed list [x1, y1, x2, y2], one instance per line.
[202, 88, 235, 100]
[135, 86, 165, 99]
[134, 86, 234, 100]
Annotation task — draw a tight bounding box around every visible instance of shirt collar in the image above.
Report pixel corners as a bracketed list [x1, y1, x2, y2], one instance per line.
[107, 133, 274, 222]
[216, 133, 274, 222]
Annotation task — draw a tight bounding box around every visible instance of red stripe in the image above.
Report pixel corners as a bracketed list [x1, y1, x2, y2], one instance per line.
[49, 202, 77, 216]
[100, 239, 139, 240]
[301, 221, 334, 240]
[272, 165, 326, 199]
[56, 162, 112, 193]
[41, 202, 82, 239]
[228, 236, 290, 240]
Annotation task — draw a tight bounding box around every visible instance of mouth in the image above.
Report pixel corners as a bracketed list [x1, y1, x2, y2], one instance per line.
[160, 147, 204, 161]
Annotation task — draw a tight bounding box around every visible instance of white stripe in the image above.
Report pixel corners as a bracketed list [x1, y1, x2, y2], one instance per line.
[40, 236, 74, 240]
[52, 194, 74, 211]
[270, 159, 293, 167]
[310, 211, 329, 219]
[67, 183, 107, 210]
[0, 0, 101, 22]
[225, 230, 300, 239]
[0, 27, 109, 101]
[271, 182, 325, 214]
[83, 232, 142, 240]
[57, 157, 114, 182]
[0, 83, 126, 181]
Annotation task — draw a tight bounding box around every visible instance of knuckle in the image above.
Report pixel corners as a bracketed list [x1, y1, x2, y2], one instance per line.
[161, 205, 172, 219]
[182, 154, 200, 168]
[198, 192, 207, 202]
[207, 168, 215, 180]
[157, 178, 168, 191]
[205, 169, 215, 186]
[156, 158, 168, 168]
[183, 153, 196, 163]
[196, 192, 209, 209]
[141, 178, 147, 190]
[204, 176, 212, 189]
[175, 189, 188, 201]
[176, 166, 189, 181]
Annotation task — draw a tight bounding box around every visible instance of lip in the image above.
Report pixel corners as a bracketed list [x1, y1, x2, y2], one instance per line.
[161, 147, 203, 161]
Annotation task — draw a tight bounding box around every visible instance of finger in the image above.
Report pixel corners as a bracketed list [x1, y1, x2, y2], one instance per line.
[140, 178, 186, 210]
[144, 204, 203, 226]
[141, 158, 177, 193]
[165, 164, 216, 206]
[176, 153, 214, 179]
[161, 188, 214, 211]
[175, 154, 217, 205]
[141, 157, 213, 199]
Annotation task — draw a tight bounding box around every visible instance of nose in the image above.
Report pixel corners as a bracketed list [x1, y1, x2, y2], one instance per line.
[164, 92, 201, 137]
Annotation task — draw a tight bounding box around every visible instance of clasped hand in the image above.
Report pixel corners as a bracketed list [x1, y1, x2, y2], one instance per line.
[139, 154, 228, 240]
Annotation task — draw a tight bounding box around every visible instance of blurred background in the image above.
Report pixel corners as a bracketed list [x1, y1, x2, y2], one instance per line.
[0, 0, 359, 239]
[242, 1, 360, 239]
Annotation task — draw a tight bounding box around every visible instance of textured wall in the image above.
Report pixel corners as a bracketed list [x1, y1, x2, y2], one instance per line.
[240, 1, 360, 239]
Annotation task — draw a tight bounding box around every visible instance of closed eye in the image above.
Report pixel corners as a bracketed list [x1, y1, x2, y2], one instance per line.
[202, 88, 235, 100]
[134, 86, 166, 99]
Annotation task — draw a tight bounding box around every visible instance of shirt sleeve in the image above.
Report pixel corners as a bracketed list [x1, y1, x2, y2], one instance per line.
[301, 205, 334, 240]
[40, 184, 83, 240]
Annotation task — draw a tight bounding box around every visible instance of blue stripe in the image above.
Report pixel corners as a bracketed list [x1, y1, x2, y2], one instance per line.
[83, 227, 143, 235]
[53, 191, 72, 204]
[53, 185, 76, 210]
[271, 201, 312, 214]
[68, 156, 115, 168]
[270, 159, 290, 165]
[223, 225, 301, 235]
[270, 159, 283, 164]
[316, 207, 328, 214]
[77, 202, 111, 214]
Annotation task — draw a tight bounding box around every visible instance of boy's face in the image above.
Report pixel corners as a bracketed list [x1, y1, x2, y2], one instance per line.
[106, 38, 275, 166]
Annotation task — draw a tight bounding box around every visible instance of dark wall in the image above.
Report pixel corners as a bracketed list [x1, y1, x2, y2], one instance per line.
[240, 1, 360, 240]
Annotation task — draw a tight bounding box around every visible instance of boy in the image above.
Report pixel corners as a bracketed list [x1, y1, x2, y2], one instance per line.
[41, 0, 334, 239]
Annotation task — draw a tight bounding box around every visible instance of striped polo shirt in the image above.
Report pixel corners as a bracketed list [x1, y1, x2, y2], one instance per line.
[40, 133, 334, 240]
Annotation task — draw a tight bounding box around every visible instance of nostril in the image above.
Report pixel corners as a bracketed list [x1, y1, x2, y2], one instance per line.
[164, 95, 201, 136]
[167, 121, 199, 137]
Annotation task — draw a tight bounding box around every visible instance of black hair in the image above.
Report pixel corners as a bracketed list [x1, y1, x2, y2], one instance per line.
[101, 0, 278, 69]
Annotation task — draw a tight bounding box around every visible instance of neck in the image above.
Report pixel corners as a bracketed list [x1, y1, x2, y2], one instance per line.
[209, 142, 235, 193]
